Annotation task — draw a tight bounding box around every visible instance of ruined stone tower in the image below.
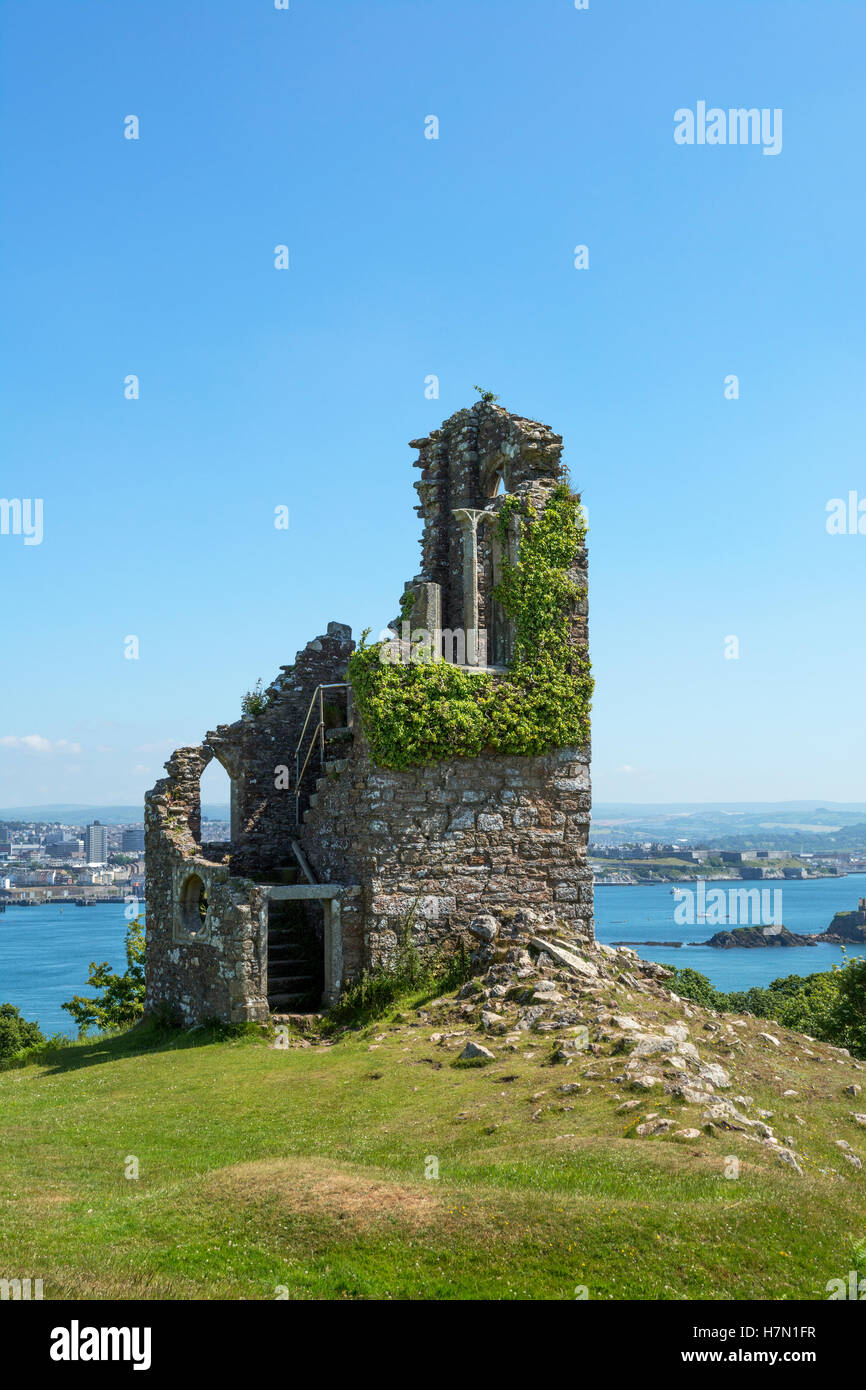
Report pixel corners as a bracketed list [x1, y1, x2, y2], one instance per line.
[144, 401, 592, 1025]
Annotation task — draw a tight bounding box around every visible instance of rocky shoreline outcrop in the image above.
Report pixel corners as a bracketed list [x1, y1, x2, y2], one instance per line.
[702, 925, 813, 949]
[702, 910, 866, 949]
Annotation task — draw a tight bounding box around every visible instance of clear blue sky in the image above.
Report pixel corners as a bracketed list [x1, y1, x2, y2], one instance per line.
[1, 0, 864, 810]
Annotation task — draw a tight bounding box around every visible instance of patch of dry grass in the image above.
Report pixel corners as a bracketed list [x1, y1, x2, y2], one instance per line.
[201, 1156, 443, 1232]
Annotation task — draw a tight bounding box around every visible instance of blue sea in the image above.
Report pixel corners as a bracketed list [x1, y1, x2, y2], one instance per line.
[594, 873, 866, 991]
[2, 875, 865, 1035]
[0, 903, 134, 1037]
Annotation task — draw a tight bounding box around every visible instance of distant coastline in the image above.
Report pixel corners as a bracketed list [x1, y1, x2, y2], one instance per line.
[594, 874, 845, 887]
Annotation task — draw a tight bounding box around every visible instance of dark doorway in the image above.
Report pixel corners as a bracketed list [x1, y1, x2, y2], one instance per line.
[266, 899, 324, 1012]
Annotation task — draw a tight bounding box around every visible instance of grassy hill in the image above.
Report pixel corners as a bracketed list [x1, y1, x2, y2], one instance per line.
[1, 932, 865, 1301]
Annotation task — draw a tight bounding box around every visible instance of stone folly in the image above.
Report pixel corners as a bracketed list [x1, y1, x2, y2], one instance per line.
[144, 401, 593, 1026]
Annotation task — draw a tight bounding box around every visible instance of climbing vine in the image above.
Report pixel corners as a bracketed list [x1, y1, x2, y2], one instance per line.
[348, 483, 592, 769]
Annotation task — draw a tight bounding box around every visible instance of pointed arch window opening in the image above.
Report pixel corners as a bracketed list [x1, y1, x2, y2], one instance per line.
[451, 505, 516, 670]
[199, 751, 239, 848]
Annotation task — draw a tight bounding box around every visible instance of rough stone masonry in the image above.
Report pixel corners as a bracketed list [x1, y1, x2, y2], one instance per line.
[144, 400, 592, 1025]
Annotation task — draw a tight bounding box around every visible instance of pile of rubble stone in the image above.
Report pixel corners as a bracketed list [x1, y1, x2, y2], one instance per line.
[426, 907, 865, 1177]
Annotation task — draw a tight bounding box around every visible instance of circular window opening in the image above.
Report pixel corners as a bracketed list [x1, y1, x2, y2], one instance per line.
[180, 873, 208, 937]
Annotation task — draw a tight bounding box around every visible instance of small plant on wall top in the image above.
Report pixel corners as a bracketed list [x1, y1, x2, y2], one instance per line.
[241, 678, 269, 718]
[348, 483, 592, 769]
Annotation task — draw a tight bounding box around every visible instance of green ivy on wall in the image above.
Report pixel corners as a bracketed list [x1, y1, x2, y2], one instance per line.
[347, 483, 593, 769]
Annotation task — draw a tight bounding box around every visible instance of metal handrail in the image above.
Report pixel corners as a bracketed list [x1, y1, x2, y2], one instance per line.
[294, 682, 350, 824]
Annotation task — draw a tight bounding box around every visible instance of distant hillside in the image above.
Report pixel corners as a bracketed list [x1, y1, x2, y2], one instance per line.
[592, 802, 866, 851]
[595, 801, 866, 817]
[709, 825, 866, 852]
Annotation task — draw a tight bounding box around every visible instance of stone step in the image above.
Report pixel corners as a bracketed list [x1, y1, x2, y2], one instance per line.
[315, 766, 348, 791]
[325, 725, 353, 744]
[272, 1011, 325, 1027]
[247, 868, 300, 887]
[269, 974, 318, 990]
[268, 991, 320, 1009]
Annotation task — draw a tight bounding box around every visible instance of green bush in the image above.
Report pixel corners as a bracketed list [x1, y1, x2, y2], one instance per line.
[0, 1004, 45, 1060]
[825, 953, 866, 1056]
[664, 957, 866, 1059]
[663, 966, 726, 1010]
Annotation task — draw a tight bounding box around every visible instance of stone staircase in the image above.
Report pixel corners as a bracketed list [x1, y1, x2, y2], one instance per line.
[267, 883, 324, 1013]
[302, 723, 353, 821]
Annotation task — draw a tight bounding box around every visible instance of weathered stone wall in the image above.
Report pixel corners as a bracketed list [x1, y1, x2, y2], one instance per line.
[300, 725, 593, 971]
[409, 402, 580, 657]
[144, 748, 270, 1025]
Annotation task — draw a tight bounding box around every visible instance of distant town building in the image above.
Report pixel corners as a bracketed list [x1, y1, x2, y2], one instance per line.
[122, 828, 145, 853]
[45, 839, 84, 858]
[84, 820, 109, 865]
[77, 867, 115, 886]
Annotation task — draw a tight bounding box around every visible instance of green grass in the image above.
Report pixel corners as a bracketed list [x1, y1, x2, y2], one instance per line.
[0, 1004, 864, 1301]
